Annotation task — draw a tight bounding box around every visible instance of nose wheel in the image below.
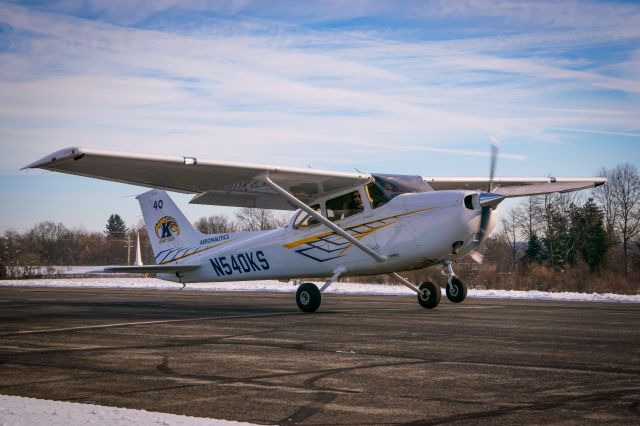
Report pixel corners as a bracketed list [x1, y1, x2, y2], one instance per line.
[443, 261, 467, 303]
[446, 276, 467, 303]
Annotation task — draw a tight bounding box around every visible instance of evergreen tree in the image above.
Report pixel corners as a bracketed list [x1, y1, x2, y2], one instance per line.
[525, 232, 543, 264]
[105, 214, 127, 239]
[570, 199, 608, 272]
[541, 205, 572, 270]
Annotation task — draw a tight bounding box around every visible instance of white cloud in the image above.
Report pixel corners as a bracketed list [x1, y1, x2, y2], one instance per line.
[0, 1, 638, 176]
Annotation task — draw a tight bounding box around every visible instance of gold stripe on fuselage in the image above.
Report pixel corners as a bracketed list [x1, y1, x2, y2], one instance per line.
[282, 207, 434, 250]
[159, 239, 234, 265]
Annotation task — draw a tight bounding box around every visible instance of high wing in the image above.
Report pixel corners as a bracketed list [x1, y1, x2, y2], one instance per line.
[24, 147, 606, 210]
[23, 147, 370, 210]
[422, 176, 606, 197]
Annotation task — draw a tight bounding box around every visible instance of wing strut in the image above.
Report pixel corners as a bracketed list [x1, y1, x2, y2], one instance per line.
[262, 175, 388, 263]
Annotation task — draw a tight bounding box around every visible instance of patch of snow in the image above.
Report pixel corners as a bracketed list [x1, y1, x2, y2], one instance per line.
[1, 278, 639, 303]
[52, 265, 108, 274]
[0, 395, 254, 425]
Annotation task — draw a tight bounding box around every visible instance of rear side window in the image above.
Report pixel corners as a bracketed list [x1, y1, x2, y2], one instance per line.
[293, 204, 321, 229]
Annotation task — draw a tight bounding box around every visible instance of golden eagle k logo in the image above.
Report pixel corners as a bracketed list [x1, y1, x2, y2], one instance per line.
[155, 216, 180, 241]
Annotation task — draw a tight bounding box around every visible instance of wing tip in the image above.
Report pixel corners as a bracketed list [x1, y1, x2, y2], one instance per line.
[21, 146, 84, 170]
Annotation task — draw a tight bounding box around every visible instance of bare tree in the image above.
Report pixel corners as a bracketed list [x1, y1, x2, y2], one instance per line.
[551, 191, 582, 218]
[75, 231, 108, 265]
[26, 221, 80, 266]
[501, 210, 520, 270]
[611, 164, 640, 275]
[0, 231, 21, 277]
[235, 208, 289, 232]
[195, 215, 236, 234]
[512, 196, 544, 240]
[592, 167, 617, 246]
[0, 235, 5, 278]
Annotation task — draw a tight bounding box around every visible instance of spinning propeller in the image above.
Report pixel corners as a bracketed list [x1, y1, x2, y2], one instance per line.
[469, 138, 507, 263]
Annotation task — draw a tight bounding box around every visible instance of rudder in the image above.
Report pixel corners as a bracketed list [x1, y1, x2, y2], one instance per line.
[137, 189, 203, 262]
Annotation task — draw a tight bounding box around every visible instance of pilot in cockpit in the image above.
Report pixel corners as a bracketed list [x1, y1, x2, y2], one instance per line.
[343, 190, 364, 218]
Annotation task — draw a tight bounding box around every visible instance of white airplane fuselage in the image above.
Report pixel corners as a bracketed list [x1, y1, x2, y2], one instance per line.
[151, 190, 493, 284]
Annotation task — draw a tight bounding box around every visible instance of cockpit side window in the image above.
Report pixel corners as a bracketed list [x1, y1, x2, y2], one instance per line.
[366, 181, 390, 208]
[366, 176, 404, 209]
[293, 204, 321, 229]
[326, 190, 364, 221]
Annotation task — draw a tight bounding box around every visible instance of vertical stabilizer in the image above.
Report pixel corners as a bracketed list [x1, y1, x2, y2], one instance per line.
[137, 189, 202, 263]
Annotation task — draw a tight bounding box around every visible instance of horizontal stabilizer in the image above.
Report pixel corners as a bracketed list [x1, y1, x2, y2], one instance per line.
[98, 265, 201, 274]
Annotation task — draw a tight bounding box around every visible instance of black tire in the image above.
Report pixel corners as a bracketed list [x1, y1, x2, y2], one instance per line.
[446, 277, 467, 303]
[417, 281, 441, 309]
[296, 283, 321, 313]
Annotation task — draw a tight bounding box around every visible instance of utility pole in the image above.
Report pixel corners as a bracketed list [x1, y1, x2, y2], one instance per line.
[126, 234, 131, 265]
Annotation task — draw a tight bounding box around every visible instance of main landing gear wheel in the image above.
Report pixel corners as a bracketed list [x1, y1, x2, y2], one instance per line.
[417, 281, 441, 309]
[296, 282, 321, 313]
[446, 277, 467, 303]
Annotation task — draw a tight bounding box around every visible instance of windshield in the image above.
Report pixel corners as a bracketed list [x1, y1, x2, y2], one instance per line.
[366, 174, 431, 208]
[371, 174, 431, 194]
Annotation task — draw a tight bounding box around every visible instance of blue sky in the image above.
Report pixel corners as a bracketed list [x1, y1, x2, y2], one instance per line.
[1, 0, 639, 233]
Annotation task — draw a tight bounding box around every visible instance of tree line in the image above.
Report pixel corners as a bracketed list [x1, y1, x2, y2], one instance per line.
[471, 163, 639, 294]
[0, 208, 287, 278]
[1, 164, 638, 294]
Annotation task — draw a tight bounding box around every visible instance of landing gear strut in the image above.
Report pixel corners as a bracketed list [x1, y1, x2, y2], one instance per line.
[295, 267, 346, 313]
[443, 261, 467, 303]
[391, 272, 441, 309]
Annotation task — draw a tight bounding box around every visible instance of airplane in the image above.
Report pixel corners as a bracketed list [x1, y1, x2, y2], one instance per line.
[24, 145, 606, 312]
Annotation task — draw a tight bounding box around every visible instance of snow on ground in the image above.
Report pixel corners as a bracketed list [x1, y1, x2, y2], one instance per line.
[0, 395, 254, 426]
[1, 277, 639, 303]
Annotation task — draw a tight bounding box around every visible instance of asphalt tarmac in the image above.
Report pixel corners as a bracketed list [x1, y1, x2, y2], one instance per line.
[0, 286, 638, 425]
